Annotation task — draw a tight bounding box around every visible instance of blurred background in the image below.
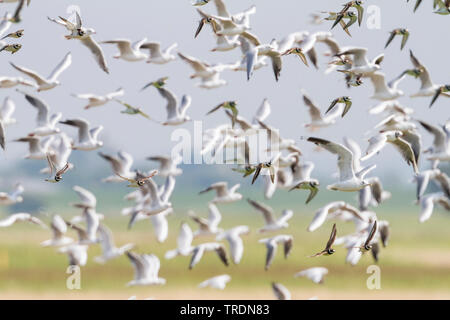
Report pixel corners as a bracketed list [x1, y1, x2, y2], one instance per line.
[0, 0, 449, 299]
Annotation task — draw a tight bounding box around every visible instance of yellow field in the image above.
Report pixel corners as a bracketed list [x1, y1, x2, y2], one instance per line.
[0, 209, 449, 300]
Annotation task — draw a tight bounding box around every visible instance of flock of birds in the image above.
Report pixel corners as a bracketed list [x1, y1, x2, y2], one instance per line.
[0, 0, 449, 300]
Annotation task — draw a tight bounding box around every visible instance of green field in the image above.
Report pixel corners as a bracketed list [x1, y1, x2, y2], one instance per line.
[1, 199, 450, 300]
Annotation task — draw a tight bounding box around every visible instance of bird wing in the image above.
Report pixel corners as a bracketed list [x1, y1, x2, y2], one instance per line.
[302, 92, 323, 121]
[361, 133, 388, 161]
[48, 52, 72, 82]
[214, 0, 231, 17]
[10, 62, 47, 85]
[102, 39, 134, 55]
[264, 241, 276, 270]
[369, 72, 390, 95]
[179, 95, 192, 117]
[341, 47, 368, 66]
[409, 50, 433, 89]
[307, 137, 355, 181]
[139, 42, 162, 58]
[99, 152, 124, 174]
[178, 223, 193, 253]
[157, 87, 178, 119]
[364, 220, 378, 247]
[325, 223, 337, 250]
[178, 52, 210, 72]
[418, 120, 446, 152]
[60, 118, 90, 143]
[72, 185, 96, 208]
[247, 198, 275, 224]
[80, 37, 109, 74]
[253, 98, 271, 124]
[272, 282, 291, 300]
[390, 137, 419, 174]
[97, 224, 115, 253]
[0, 97, 15, 121]
[126, 251, 146, 280]
[17, 90, 50, 126]
[208, 203, 222, 229]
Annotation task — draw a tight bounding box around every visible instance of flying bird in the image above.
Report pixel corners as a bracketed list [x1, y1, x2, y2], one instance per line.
[258, 234, 293, 270]
[10, 52, 72, 91]
[385, 28, 410, 50]
[307, 137, 376, 191]
[309, 223, 337, 257]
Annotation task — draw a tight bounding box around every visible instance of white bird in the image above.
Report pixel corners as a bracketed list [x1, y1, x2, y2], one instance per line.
[287, 159, 317, 188]
[409, 50, 450, 98]
[40, 215, 73, 247]
[199, 181, 242, 204]
[368, 72, 405, 101]
[418, 192, 450, 223]
[418, 120, 450, 163]
[0, 212, 46, 228]
[415, 168, 450, 200]
[294, 267, 328, 284]
[99, 151, 134, 182]
[307, 137, 376, 191]
[48, 12, 109, 73]
[141, 42, 178, 64]
[0, 97, 16, 126]
[72, 88, 124, 109]
[198, 274, 231, 290]
[165, 222, 194, 259]
[155, 87, 192, 125]
[232, 37, 268, 74]
[373, 114, 417, 132]
[272, 282, 291, 300]
[360, 131, 419, 174]
[40, 133, 73, 174]
[71, 185, 97, 209]
[94, 224, 134, 264]
[0, 76, 36, 89]
[66, 208, 100, 245]
[177, 52, 232, 89]
[0, 183, 24, 205]
[16, 89, 61, 136]
[100, 38, 149, 61]
[58, 244, 88, 266]
[14, 135, 54, 160]
[308, 201, 364, 232]
[197, 72, 228, 89]
[150, 210, 171, 243]
[247, 199, 293, 233]
[211, 33, 241, 52]
[302, 91, 344, 130]
[147, 154, 183, 177]
[368, 100, 414, 117]
[127, 176, 172, 221]
[189, 242, 229, 269]
[10, 52, 72, 91]
[0, 12, 12, 39]
[60, 118, 103, 151]
[336, 47, 383, 76]
[216, 225, 250, 264]
[244, 39, 282, 81]
[358, 177, 392, 211]
[258, 234, 293, 270]
[189, 203, 223, 237]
